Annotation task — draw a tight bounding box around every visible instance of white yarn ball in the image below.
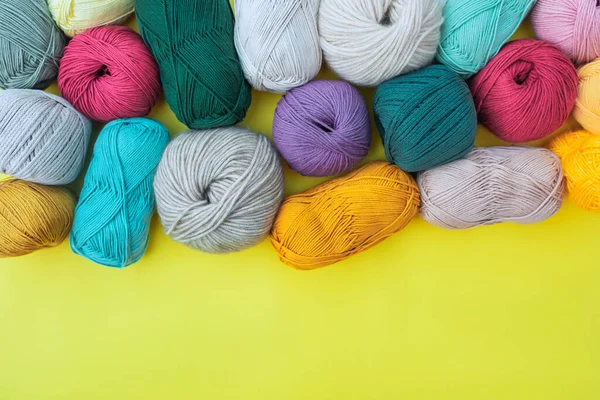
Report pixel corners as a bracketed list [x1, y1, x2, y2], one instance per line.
[319, 0, 443, 87]
[234, 0, 322, 93]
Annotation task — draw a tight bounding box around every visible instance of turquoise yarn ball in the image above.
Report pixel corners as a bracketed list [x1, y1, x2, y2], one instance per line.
[70, 118, 170, 268]
[437, 0, 536, 78]
[374, 65, 477, 173]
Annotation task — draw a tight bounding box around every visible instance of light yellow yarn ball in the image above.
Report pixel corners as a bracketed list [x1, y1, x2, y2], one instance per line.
[47, 0, 135, 37]
[573, 58, 600, 135]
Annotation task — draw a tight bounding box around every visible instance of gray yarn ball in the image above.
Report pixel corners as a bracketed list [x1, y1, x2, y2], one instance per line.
[154, 126, 285, 253]
[0, 89, 92, 185]
[0, 0, 66, 89]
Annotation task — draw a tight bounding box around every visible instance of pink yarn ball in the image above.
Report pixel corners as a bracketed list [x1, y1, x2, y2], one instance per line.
[58, 26, 161, 122]
[532, 0, 600, 65]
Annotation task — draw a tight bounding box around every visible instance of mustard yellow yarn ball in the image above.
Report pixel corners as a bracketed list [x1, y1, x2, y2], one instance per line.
[573, 59, 600, 135]
[47, 0, 135, 37]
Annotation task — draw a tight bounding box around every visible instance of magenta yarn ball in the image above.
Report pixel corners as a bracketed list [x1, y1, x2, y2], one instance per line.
[272, 80, 371, 177]
[58, 26, 161, 122]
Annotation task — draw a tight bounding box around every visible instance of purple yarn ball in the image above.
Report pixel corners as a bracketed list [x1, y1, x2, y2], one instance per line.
[272, 80, 371, 177]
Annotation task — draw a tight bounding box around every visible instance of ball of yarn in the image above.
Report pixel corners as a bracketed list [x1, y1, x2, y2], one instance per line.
[318, 0, 443, 87]
[271, 161, 420, 270]
[531, 0, 600, 65]
[0, 179, 75, 257]
[470, 39, 578, 143]
[0, 89, 91, 185]
[437, 0, 536, 78]
[0, 0, 66, 89]
[417, 146, 565, 229]
[47, 0, 135, 37]
[137, 0, 251, 129]
[70, 118, 169, 268]
[154, 127, 284, 253]
[58, 26, 161, 122]
[549, 130, 600, 212]
[573, 59, 600, 135]
[374, 65, 477, 173]
[234, 0, 322, 93]
[273, 80, 371, 177]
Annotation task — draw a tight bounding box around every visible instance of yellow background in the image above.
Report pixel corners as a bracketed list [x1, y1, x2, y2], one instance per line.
[1, 16, 600, 400]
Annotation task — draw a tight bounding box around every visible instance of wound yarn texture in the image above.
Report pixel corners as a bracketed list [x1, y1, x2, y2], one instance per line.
[0, 89, 91, 185]
[47, 0, 135, 37]
[374, 65, 477, 173]
[573, 58, 600, 135]
[137, 0, 251, 129]
[273, 80, 371, 177]
[418, 146, 565, 229]
[234, 0, 322, 93]
[70, 118, 169, 268]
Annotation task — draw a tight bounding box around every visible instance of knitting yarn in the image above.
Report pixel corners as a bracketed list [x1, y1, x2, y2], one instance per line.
[70, 118, 169, 268]
[318, 0, 443, 87]
[0, 0, 65, 89]
[58, 26, 161, 122]
[0, 89, 91, 185]
[437, 0, 536, 78]
[0, 179, 75, 257]
[270, 161, 420, 270]
[273, 80, 371, 177]
[417, 147, 565, 229]
[470, 39, 578, 143]
[137, 0, 251, 129]
[573, 59, 600, 135]
[549, 130, 600, 212]
[154, 127, 284, 253]
[47, 0, 135, 37]
[531, 0, 600, 65]
[374, 65, 477, 173]
[234, 0, 321, 93]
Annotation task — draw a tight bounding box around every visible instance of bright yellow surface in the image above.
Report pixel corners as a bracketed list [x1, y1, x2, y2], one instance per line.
[1, 18, 600, 400]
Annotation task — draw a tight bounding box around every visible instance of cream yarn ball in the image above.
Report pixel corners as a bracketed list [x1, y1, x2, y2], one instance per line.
[318, 0, 443, 87]
[234, 0, 322, 93]
[47, 0, 135, 37]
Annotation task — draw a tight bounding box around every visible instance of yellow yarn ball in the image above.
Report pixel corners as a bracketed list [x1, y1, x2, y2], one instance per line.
[549, 130, 600, 211]
[573, 59, 600, 135]
[47, 0, 135, 37]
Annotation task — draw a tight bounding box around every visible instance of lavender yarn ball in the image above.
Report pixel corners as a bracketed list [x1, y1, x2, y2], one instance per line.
[272, 80, 371, 177]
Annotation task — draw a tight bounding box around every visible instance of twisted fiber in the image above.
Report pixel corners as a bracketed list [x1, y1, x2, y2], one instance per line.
[573, 59, 600, 135]
[47, 0, 135, 37]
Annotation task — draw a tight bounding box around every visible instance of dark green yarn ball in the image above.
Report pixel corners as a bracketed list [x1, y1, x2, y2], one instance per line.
[136, 0, 251, 129]
[374, 65, 477, 173]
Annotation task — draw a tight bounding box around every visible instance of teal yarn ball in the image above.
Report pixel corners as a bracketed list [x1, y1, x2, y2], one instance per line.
[0, 0, 66, 89]
[374, 65, 477, 173]
[437, 0, 536, 78]
[136, 0, 251, 129]
[70, 118, 170, 268]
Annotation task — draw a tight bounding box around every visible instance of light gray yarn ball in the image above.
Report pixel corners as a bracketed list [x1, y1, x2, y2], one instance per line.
[154, 126, 285, 253]
[0, 89, 92, 185]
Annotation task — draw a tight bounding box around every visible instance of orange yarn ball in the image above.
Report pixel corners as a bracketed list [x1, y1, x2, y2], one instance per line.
[549, 130, 600, 211]
[270, 161, 420, 270]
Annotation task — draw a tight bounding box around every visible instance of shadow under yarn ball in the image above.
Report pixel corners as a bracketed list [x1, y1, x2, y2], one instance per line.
[47, 0, 135, 37]
[273, 80, 371, 177]
[374, 65, 477, 173]
[470, 39, 578, 143]
[0, 0, 66, 89]
[153, 127, 284, 254]
[137, 0, 251, 129]
[58, 26, 161, 122]
[573, 58, 600, 135]
[0, 89, 91, 185]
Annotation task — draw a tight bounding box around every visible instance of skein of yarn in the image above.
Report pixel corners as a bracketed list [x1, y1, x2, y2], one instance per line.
[0, 90, 91, 185]
[417, 147, 565, 229]
[270, 161, 420, 270]
[58, 26, 161, 122]
[273, 80, 371, 177]
[47, 0, 135, 37]
[374, 65, 477, 173]
[0, 179, 75, 257]
[234, 0, 322, 93]
[137, 0, 251, 129]
[549, 130, 600, 212]
[531, 0, 600, 65]
[437, 0, 536, 78]
[470, 39, 578, 143]
[0, 0, 65, 89]
[154, 127, 284, 253]
[70, 118, 169, 268]
[573, 59, 600, 135]
[318, 0, 443, 87]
